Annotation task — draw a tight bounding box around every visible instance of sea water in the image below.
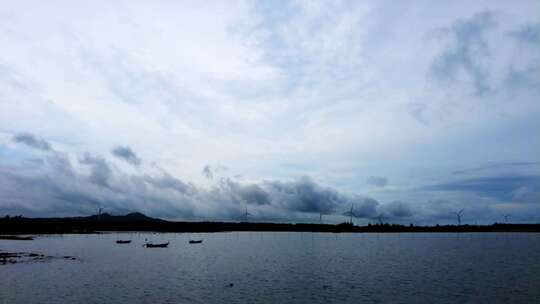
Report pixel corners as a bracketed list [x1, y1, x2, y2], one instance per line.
[1, 232, 539, 303]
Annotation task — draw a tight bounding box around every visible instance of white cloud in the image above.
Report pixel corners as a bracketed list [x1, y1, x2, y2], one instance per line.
[1, 1, 539, 222]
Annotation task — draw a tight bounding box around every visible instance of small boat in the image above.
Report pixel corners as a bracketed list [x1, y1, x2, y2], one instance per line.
[116, 240, 131, 244]
[189, 240, 203, 244]
[143, 242, 169, 248]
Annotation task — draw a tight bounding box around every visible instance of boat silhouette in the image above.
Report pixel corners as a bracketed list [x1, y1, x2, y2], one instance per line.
[116, 240, 131, 244]
[143, 242, 169, 248]
[189, 240, 203, 244]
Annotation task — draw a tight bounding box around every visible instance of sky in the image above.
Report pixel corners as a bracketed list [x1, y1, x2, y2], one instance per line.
[0, 0, 539, 224]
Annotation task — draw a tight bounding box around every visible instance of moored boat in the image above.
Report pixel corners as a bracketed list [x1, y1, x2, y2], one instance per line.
[189, 240, 203, 244]
[143, 242, 169, 248]
[116, 240, 131, 244]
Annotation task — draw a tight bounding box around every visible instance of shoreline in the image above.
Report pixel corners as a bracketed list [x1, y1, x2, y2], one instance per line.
[2, 224, 540, 235]
[2, 213, 539, 234]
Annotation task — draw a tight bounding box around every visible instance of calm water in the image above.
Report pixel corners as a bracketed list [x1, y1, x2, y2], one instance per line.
[1, 232, 540, 303]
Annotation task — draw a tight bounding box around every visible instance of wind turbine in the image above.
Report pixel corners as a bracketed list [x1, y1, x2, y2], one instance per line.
[453, 209, 464, 225]
[374, 213, 386, 225]
[241, 206, 251, 222]
[342, 204, 356, 225]
[319, 213, 323, 224]
[97, 207, 103, 221]
[503, 214, 510, 224]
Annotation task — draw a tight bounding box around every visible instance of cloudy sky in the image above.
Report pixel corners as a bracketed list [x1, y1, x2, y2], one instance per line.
[1, 0, 539, 224]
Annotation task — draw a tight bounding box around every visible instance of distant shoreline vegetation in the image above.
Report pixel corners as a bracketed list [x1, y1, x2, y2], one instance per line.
[1, 213, 539, 234]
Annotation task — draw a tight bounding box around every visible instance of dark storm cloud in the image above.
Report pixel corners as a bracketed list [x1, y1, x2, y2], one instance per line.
[423, 175, 540, 203]
[430, 11, 496, 95]
[111, 146, 141, 166]
[217, 178, 271, 206]
[264, 176, 341, 213]
[342, 198, 379, 219]
[1, 141, 382, 221]
[79, 153, 113, 189]
[0, 170, 97, 217]
[5, 143, 538, 222]
[4, 133, 386, 220]
[263, 176, 379, 217]
[0, 148, 198, 218]
[48, 151, 75, 177]
[366, 176, 388, 187]
[12, 133, 52, 151]
[352, 198, 379, 218]
[382, 201, 413, 218]
[0, 150, 121, 217]
[6, 134, 538, 222]
[212, 176, 371, 214]
[144, 173, 193, 194]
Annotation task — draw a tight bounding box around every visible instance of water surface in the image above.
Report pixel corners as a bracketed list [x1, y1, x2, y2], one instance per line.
[2, 232, 539, 303]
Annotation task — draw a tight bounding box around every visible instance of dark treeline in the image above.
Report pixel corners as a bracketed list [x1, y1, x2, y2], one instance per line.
[1, 212, 540, 234]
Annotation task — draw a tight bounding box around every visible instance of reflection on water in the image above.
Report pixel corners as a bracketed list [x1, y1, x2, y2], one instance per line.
[2, 232, 540, 303]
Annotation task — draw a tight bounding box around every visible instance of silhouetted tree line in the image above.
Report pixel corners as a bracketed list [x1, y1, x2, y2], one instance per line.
[1, 213, 539, 234]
